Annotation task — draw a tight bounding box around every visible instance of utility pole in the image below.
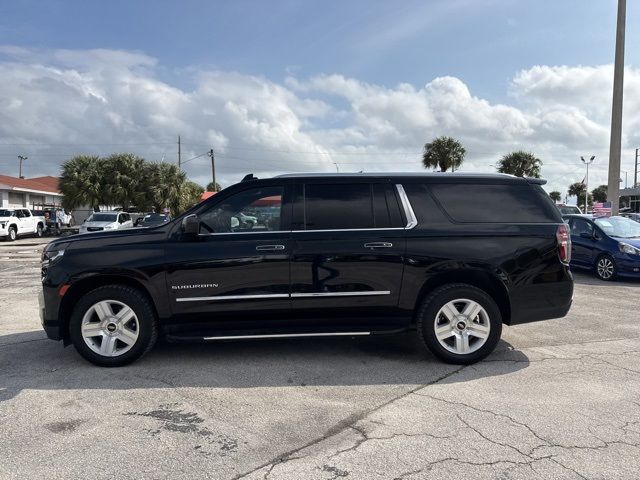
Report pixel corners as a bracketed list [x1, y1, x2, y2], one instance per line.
[581, 156, 595, 213]
[17, 155, 27, 179]
[607, 0, 626, 215]
[208, 149, 216, 190]
[178, 135, 181, 168]
[332, 161, 340, 173]
[635, 148, 638, 187]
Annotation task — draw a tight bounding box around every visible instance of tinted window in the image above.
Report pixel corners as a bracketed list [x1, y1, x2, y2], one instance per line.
[372, 184, 404, 228]
[403, 183, 450, 225]
[304, 183, 373, 230]
[430, 184, 560, 223]
[199, 186, 283, 233]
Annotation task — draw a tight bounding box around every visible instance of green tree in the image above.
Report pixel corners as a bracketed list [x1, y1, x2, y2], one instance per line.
[102, 153, 145, 209]
[206, 181, 222, 192]
[496, 151, 542, 178]
[591, 185, 607, 203]
[568, 182, 592, 208]
[59, 155, 104, 210]
[549, 191, 562, 203]
[179, 181, 205, 212]
[422, 136, 466, 172]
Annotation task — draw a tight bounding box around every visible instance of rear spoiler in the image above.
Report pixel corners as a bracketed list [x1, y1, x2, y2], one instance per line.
[525, 177, 547, 185]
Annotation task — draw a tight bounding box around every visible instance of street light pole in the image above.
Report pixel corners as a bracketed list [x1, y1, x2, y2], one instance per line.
[332, 162, 340, 173]
[607, 0, 626, 215]
[581, 156, 595, 213]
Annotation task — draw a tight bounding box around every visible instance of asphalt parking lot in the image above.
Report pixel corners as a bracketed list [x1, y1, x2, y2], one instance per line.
[0, 238, 638, 479]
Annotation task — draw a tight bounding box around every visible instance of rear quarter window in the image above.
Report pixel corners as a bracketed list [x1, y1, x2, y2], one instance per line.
[430, 183, 561, 223]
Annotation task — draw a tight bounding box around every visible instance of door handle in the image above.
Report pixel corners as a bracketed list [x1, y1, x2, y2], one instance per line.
[364, 242, 393, 248]
[256, 245, 285, 251]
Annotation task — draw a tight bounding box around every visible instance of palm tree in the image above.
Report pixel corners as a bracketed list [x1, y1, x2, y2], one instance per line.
[422, 136, 466, 172]
[179, 181, 205, 212]
[496, 151, 542, 178]
[569, 182, 592, 208]
[206, 181, 222, 192]
[549, 191, 562, 203]
[591, 185, 607, 203]
[102, 153, 145, 209]
[59, 155, 103, 211]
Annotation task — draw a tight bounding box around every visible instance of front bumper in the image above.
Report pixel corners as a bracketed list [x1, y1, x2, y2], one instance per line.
[39, 285, 63, 341]
[616, 255, 640, 277]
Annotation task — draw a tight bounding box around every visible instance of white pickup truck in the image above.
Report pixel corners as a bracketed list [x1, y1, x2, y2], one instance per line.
[0, 208, 46, 241]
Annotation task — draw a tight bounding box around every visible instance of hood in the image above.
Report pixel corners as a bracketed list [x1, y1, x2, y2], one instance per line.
[613, 237, 640, 248]
[82, 221, 117, 228]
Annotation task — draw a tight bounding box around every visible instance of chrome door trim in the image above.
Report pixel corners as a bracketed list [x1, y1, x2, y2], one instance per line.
[395, 184, 418, 229]
[203, 331, 371, 340]
[255, 244, 285, 251]
[176, 293, 289, 303]
[290, 291, 391, 298]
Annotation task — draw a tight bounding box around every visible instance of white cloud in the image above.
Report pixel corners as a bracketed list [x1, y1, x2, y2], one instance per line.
[0, 47, 636, 198]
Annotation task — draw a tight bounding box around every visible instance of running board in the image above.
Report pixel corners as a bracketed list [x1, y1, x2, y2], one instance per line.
[166, 331, 371, 342]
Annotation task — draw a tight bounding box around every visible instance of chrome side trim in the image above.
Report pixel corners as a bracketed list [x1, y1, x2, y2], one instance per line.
[203, 332, 371, 340]
[395, 184, 418, 229]
[293, 227, 405, 233]
[198, 230, 289, 236]
[290, 291, 391, 298]
[176, 293, 289, 302]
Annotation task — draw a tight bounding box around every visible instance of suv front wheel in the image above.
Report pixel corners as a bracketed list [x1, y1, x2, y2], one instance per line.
[417, 284, 502, 364]
[69, 285, 158, 367]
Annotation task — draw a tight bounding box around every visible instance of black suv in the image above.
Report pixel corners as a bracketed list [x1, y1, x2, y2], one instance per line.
[40, 173, 573, 366]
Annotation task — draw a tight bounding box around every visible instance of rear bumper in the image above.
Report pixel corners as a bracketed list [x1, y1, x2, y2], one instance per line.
[507, 270, 574, 325]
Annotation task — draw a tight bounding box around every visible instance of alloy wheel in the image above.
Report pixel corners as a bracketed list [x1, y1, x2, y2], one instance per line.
[81, 299, 139, 357]
[434, 298, 491, 355]
[597, 257, 615, 280]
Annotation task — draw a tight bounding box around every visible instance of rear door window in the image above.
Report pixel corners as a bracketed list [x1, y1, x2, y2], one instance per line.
[304, 183, 373, 230]
[429, 184, 560, 223]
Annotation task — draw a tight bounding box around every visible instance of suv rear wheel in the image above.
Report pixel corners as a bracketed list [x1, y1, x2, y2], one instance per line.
[417, 284, 502, 364]
[69, 285, 158, 367]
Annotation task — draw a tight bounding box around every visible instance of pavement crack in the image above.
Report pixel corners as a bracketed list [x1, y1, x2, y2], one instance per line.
[230, 365, 466, 480]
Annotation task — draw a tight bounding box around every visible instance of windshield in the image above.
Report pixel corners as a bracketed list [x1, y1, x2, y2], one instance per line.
[595, 216, 640, 239]
[558, 206, 581, 215]
[0, 209, 12, 217]
[87, 213, 117, 223]
[141, 214, 168, 224]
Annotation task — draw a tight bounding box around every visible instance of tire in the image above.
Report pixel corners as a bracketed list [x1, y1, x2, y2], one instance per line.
[36, 224, 44, 238]
[68, 285, 158, 367]
[595, 254, 617, 281]
[417, 283, 502, 365]
[7, 226, 16, 241]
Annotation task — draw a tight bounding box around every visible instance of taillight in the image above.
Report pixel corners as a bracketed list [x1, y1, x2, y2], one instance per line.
[556, 224, 571, 264]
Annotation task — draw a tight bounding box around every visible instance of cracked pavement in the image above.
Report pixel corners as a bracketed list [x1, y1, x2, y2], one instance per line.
[0, 239, 638, 479]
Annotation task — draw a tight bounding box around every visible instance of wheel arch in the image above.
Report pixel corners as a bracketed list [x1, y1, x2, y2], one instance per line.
[59, 274, 160, 344]
[413, 269, 511, 325]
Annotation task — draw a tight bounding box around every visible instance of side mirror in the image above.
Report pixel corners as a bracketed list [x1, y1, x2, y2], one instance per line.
[579, 232, 594, 239]
[181, 214, 199, 236]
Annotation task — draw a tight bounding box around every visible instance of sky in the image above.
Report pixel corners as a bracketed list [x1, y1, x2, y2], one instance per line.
[1, 0, 639, 199]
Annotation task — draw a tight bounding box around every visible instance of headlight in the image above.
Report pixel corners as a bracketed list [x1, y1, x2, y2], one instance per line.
[619, 242, 640, 255]
[41, 243, 67, 266]
[104, 224, 116, 230]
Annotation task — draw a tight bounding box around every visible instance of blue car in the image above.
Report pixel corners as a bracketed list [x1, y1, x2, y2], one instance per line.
[564, 214, 640, 280]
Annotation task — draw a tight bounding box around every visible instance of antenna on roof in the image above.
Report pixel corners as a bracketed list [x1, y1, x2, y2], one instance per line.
[241, 174, 257, 182]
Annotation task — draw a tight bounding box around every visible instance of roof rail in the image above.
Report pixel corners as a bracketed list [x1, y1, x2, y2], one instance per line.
[241, 174, 257, 182]
[525, 177, 547, 185]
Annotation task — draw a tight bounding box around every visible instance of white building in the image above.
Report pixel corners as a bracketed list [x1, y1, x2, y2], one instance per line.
[0, 175, 63, 209]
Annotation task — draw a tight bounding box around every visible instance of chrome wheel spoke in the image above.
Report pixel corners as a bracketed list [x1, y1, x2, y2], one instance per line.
[100, 336, 117, 356]
[81, 323, 103, 338]
[435, 322, 454, 340]
[115, 305, 135, 324]
[93, 301, 113, 321]
[468, 323, 489, 339]
[118, 326, 138, 346]
[454, 332, 470, 353]
[440, 302, 459, 321]
[461, 301, 481, 321]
